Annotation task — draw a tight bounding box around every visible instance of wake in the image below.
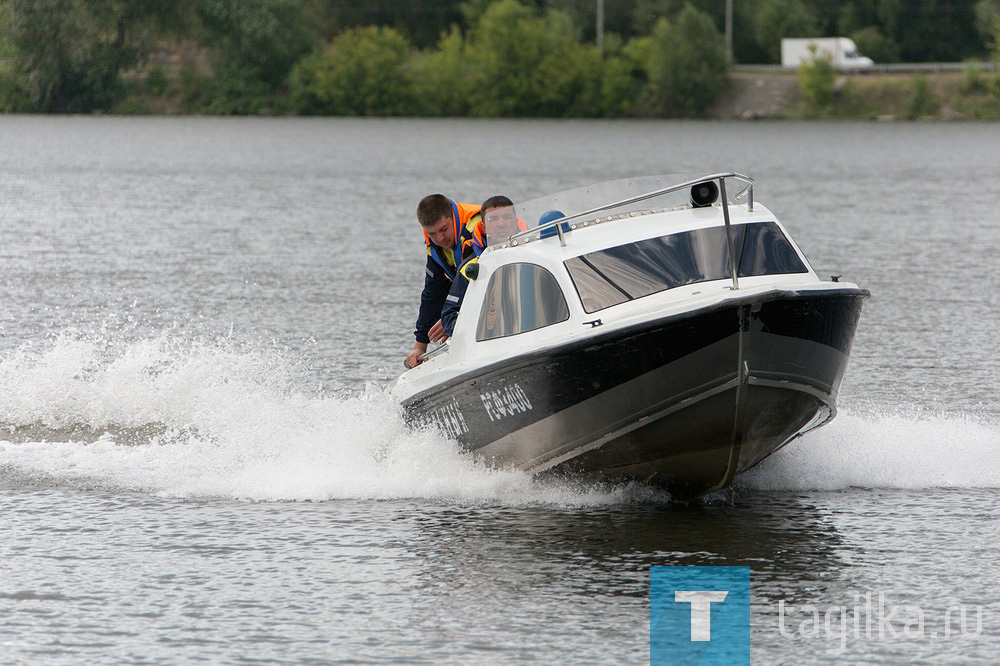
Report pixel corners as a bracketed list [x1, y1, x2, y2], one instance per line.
[737, 410, 1000, 492]
[0, 335, 997, 503]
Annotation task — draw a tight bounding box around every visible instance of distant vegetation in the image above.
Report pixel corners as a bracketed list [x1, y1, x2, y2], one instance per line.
[1, 0, 1000, 117]
[791, 69, 1000, 121]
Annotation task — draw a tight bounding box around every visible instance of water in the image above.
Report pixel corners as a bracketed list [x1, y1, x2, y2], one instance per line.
[0, 116, 997, 664]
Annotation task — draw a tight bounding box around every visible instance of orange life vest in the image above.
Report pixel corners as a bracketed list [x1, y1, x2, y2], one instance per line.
[424, 201, 481, 280]
[464, 210, 528, 258]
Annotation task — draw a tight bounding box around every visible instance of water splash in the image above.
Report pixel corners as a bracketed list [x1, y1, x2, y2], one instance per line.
[1, 335, 996, 502]
[0, 335, 638, 506]
[738, 411, 1000, 491]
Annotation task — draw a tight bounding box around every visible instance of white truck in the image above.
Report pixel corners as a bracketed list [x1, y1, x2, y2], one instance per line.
[780, 38, 874, 70]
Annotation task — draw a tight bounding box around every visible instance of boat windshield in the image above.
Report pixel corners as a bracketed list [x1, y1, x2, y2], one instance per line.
[565, 222, 808, 313]
[483, 173, 753, 246]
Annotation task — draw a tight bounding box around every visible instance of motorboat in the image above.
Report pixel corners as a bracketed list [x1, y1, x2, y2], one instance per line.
[392, 173, 868, 497]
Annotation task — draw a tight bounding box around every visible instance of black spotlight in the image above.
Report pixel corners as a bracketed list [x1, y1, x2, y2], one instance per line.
[690, 181, 719, 207]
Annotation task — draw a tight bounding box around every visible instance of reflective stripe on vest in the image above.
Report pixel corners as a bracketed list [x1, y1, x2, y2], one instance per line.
[424, 201, 481, 280]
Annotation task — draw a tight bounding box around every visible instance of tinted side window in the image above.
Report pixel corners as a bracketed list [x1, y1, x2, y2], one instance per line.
[476, 263, 570, 341]
[734, 221, 808, 278]
[565, 222, 808, 313]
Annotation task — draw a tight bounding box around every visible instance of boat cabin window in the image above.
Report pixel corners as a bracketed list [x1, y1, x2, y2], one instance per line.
[476, 263, 570, 341]
[565, 221, 808, 313]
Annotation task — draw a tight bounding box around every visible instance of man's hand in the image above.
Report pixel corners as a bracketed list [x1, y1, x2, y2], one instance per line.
[404, 342, 428, 370]
[428, 319, 449, 343]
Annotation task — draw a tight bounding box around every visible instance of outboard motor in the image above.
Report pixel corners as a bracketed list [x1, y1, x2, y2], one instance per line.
[690, 181, 720, 207]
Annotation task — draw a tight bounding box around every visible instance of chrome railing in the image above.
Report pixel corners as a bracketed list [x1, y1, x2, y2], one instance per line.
[510, 172, 754, 242]
[418, 342, 450, 363]
[510, 172, 755, 290]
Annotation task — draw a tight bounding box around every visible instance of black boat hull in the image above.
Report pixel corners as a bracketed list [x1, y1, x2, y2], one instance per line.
[403, 288, 868, 497]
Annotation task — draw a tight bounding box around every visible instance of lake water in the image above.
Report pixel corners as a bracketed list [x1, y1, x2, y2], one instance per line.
[0, 116, 997, 664]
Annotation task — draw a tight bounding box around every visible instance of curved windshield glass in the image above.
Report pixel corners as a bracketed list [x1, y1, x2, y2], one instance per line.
[482, 205, 528, 246]
[505, 173, 753, 244]
[476, 263, 570, 341]
[565, 222, 808, 313]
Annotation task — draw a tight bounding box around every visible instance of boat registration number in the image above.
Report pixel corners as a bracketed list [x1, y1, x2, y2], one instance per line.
[480, 383, 533, 422]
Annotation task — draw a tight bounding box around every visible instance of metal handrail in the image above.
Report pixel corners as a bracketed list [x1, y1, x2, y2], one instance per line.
[418, 342, 450, 363]
[719, 177, 739, 291]
[511, 172, 753, 292]
[510, 172, 755, 243]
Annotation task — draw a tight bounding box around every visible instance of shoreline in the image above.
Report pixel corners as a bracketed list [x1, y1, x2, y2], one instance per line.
[3, 69, 999, 121]
[710, 70, 1000, 121]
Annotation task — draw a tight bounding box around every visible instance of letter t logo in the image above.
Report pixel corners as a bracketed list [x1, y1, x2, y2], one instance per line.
[675, 591, 729, 641]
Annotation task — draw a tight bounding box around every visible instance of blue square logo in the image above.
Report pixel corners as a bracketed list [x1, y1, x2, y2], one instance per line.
[650, 566, 752, 665]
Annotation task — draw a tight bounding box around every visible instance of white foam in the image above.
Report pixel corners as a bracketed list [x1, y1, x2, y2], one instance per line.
[737, 411, 1000, 491]
[1, 336, 996, 502]
[0, 336, 638, 506]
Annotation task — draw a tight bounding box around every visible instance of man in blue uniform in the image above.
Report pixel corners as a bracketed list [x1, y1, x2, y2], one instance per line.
[440, 195, 522, 338]
[405, 194, 481, 369]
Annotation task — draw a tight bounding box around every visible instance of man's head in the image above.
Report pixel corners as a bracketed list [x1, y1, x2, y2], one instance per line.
[417, 194, 456, 247]
[481, 195, 517, 240]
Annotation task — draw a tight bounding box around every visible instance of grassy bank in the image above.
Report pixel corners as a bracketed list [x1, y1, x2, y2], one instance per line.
[110, 67, 1000, 120]
[6, 57, 1000, 120]
[715, 68, 1000, 120]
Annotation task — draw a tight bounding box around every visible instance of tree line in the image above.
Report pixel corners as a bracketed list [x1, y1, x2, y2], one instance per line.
[1, 0, 999, 116]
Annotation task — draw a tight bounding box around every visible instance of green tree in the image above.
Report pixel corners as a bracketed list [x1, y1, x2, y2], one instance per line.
[835, 0, 985, 62]
[467, 0, 604, 116]
[599, 34, 649, 116]
[754, 0, 818, 63]
[892, 0, 980, 62]
[196, 0, 317, 114]
[545, 0, 634, 43]
[288, 25, 415, 115]
[534, 36, 605, 116]
[3, 0, 190, 112]
[631, 0, 675, 35]
[304, 0, 465, 48]
[410, 25, 476, 116]
[796, 45, 835, 113]
[849, 26, 899, 64]
[906, 74, 939, 119]
[803, 0, 840, 36]
[976, 0, 1000, 59]
[643, 4, 727, 117]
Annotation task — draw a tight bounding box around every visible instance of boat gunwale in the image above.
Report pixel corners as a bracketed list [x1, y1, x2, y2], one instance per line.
[399, 285, 870, 406]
